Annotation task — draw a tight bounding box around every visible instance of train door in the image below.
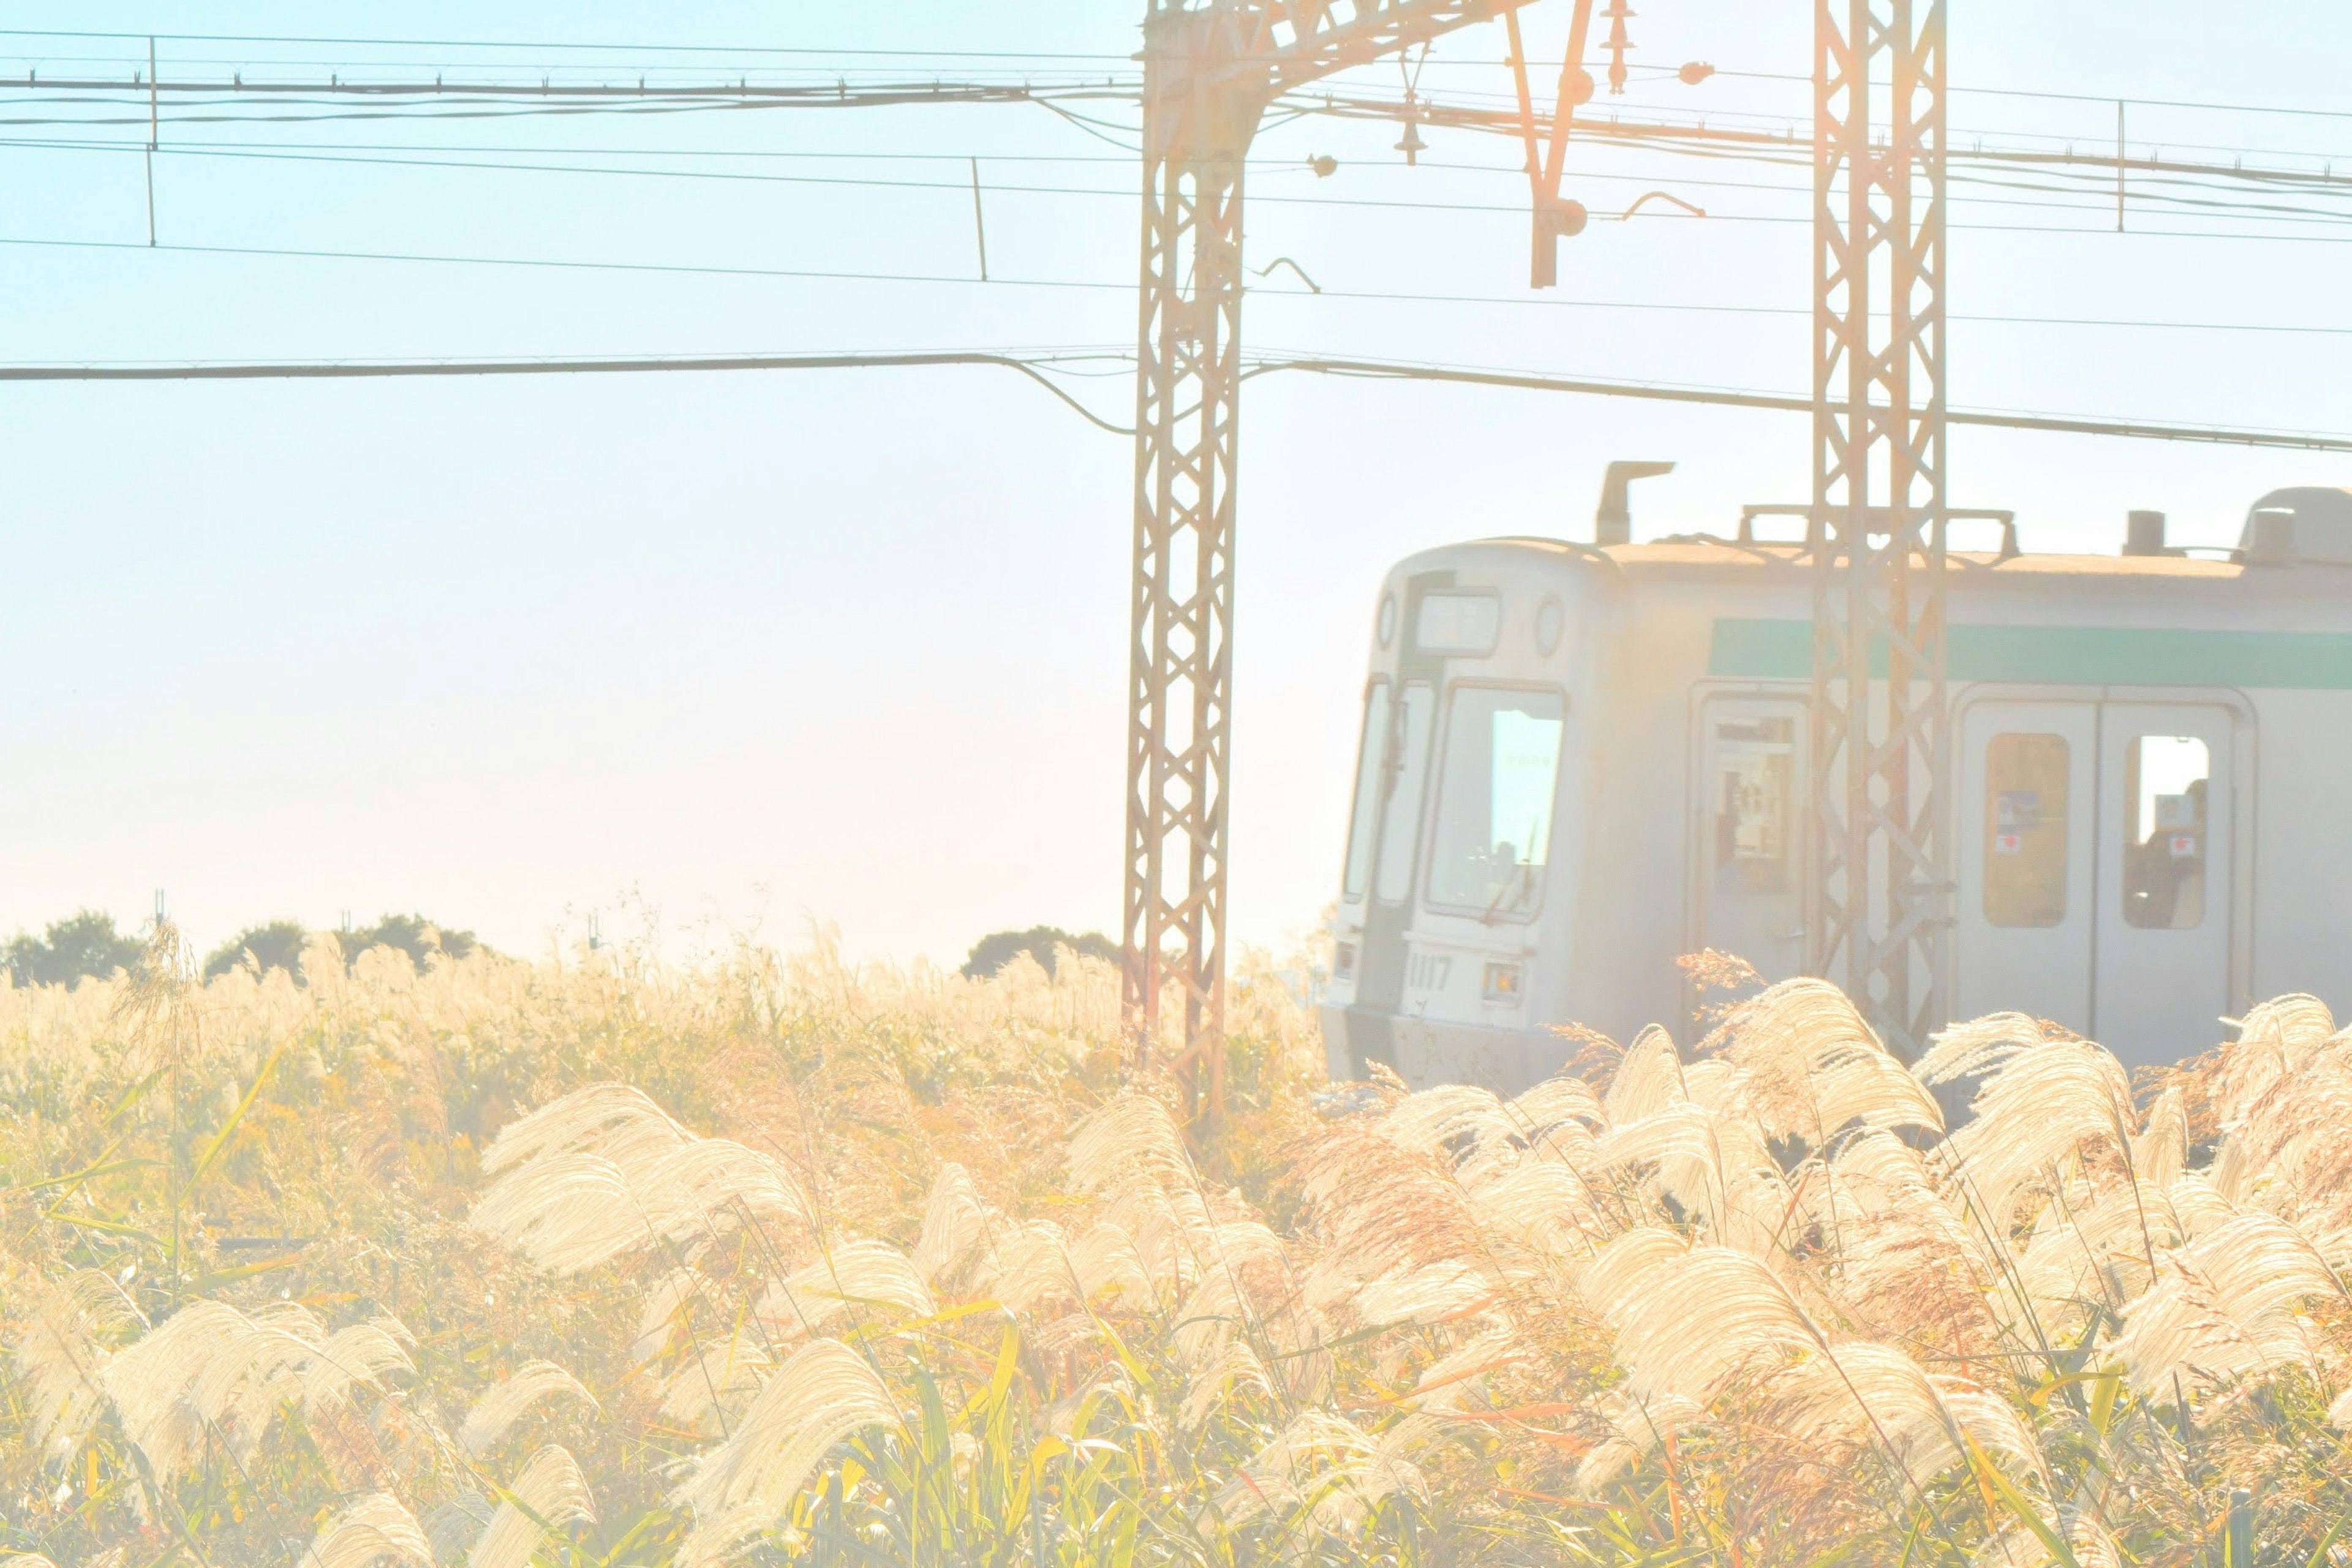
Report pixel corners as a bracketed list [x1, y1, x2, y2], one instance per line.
[2094, 703, 2235, 1068]
[1351, 680, 1436, 1015]
[1956, 701, 2098, 1033]
[1695, 695, 1807, 986]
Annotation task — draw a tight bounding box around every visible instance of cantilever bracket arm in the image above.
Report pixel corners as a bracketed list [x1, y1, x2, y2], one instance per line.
[1183, 0, 1548, 99]
[1504, 0, 1597, 286]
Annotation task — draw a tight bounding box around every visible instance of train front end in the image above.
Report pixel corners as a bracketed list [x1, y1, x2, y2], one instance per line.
[1317, 540, 1609, 1092]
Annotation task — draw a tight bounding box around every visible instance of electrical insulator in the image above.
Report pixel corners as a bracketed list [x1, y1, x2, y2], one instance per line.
[1604, 0, 1634, 94]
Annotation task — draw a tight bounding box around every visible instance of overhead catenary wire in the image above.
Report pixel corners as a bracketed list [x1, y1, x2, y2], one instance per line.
[22, 99, 2352, 242]
[1240, 354, 2352, 452]
[0, 348, 1140, 433]
[13, 28, 2352, 131]
[13, 233, 2352, 342]
[28, 134, 2352, 244]
[0, 36, 2343, 453]
[4, 345, 2343, 454]
[0, 28, 1138, 62]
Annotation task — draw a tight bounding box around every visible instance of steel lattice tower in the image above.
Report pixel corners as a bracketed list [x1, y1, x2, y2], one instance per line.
[1808, 0, 1950, 1058]
[1125, 1, 1545, 1125]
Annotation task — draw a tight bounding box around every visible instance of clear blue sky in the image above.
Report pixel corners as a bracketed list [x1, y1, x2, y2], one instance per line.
[5, 2, 2349, 967]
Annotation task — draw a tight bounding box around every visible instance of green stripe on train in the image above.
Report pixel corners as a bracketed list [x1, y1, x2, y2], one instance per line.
[1708, 619, 2352, 689]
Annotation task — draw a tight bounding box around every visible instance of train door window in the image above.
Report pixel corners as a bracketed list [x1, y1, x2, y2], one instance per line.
[1712, 717, 1793, 895]
[1956, 701, 2094, 1035]
[1983, 734, 2070, 927]
[1341, 680, 1392, 900]
[1374, 683, 1434, 905]
[1696, 698, 1807, 989]
[2122, 735, 2210, 929]
[1426, 687, 1566, 918]
[2094, 703, 2233, 1068]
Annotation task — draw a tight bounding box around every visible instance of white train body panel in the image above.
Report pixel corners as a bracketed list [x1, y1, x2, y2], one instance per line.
[1319, 528, 2352, 1088]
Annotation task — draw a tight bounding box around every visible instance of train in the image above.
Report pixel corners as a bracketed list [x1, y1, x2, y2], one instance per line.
[1318, 477, 2352, 1090]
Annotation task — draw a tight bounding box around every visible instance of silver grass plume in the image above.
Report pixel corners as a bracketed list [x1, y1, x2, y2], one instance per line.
[1586, 1238, 1822, 1406]
[1065, 1221, 1158, 1309]
[1769, 1339, 2048, 1496]
[469, 1083, 807, 1275]
[1913, 1012, 2048, 1091]
[1378, 1083, 1523, 1187]
[673, 1338, 900, 1568]
[1940, 1033, 2135, 1234]
[102, 1300, 411, 1481]
[1180, 1335, 1274, 1429]
[457, 1359, 596, 1457]
[423, 1494, 494, 1567]
[298, 1491, 434, 1568]
[911, 1162, 993, 1284]
[465, 1444, 595, 1568]
[2134, 1084, 2193, 1189]
[1350, 1260, 1492, 1329]
[2209, 993, 2337, 1131]
[477, 1082, 688, 1178]
[1574, 1389, 1709, 1492]
[1407, 1327, 1527, 1413]
[304, 1321, 418, 1421]
[2112, 1209, 2346, 1398]
[1721, 978, 1942, 1145]
[757, 1238, 935, 1338]
[981, 1221, 1084, 1314]
[1463, 1159, 1602, 1272]
[1508, 1072, 1607, 1136]
[1597, 1100, 1791, 1257]
[656, 1329, 769, 1428]
[1167, 1219, 1291, 1365]
[12, 1269, 143, 1458]
[631, 1268, 715, 1366]
[1068, 1093, 1194, 1200]
[1213, 1410, 1438, 1534]
[1605, 1025, 1687, 1125]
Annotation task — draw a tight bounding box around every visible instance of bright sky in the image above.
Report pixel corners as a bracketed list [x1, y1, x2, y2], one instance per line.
[5, 2, 2350, 969]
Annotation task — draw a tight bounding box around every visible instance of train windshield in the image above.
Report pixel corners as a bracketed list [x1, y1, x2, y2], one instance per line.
[1427, 687, 1565, 918]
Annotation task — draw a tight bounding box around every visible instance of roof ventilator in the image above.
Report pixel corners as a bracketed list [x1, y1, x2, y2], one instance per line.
[2237, 487, 2352, 566]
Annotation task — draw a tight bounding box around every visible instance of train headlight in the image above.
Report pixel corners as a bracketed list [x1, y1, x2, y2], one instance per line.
[1334, 942, 1357, 979]
[1482, 961, 1523, 1002]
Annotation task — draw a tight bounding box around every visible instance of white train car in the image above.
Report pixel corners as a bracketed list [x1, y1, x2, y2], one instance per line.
[1319, 484, 2352, 1090]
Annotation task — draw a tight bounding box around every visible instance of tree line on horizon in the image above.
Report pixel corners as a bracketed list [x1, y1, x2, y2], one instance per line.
[2, 910, 481, 989]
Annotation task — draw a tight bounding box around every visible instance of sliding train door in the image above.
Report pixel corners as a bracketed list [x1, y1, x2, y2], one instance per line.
[1956, 693, 2242, 1068]
[2093, 702, 2236, 1069]
[1955, 701, 2098, 1034]
[1693, 695, 1808, 987]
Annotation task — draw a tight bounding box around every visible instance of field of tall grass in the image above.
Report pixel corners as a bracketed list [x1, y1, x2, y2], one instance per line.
[2, 927, 2348, 1567]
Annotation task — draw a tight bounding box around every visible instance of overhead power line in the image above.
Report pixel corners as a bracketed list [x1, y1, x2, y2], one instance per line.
[0, 28, 1135, 62]
[4, 74, 1131, 100]
[0, 348, 1139, 433]
[14, 235, 2352, 342]
[7, 347, 2343, 454]
[1243, 355, 2352, 452]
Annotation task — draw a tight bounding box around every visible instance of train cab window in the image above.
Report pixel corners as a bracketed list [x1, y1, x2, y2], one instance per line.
[1984, 734, 2070, 928]
[1341, 680, 1391, 900]
[1374, 684, 1435, 905]
[1426, 687, 1566, 918]
[2122, 735, 2210, 930]
[1713, 717, 1795, 895]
